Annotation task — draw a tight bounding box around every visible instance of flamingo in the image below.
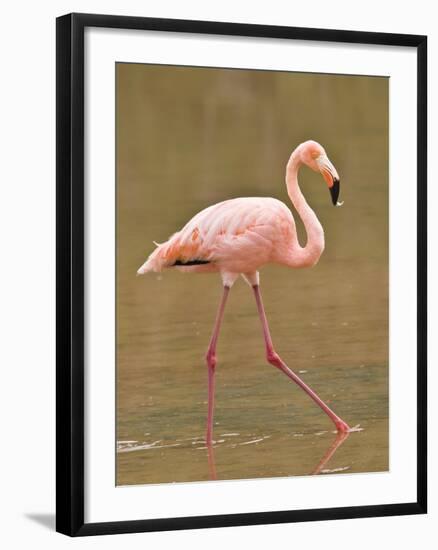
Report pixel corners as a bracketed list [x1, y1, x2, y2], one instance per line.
[137, 140, 351, 445]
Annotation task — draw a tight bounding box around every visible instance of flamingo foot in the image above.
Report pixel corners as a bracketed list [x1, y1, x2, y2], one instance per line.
[335, 419, 351, 433]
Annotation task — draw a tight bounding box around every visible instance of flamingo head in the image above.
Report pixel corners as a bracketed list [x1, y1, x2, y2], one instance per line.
[295, 140, 342, 206]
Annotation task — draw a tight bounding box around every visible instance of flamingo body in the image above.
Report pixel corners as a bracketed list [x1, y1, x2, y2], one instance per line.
[137, 197, 299, 277]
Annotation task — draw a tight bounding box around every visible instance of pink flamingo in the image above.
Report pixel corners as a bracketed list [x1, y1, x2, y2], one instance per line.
[137, 140, 350, 445]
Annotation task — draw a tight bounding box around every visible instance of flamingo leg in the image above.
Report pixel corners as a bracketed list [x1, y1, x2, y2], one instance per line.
[205, 285, 230, 446]
[252, 284, 350, 433]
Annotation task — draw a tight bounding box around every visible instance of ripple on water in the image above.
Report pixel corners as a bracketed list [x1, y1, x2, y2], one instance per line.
[117, 440, 181, 453]
[320, 466, 350, 474]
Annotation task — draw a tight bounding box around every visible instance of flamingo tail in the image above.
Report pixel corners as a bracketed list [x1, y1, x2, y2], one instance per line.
[137, 231, 210, 274]
[137, 241, 171, 274]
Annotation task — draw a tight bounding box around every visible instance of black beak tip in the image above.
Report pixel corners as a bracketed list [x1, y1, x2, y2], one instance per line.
[330, 179, 340, 205]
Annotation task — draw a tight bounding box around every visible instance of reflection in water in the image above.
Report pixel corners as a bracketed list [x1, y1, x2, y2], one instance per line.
[206, 430, 352, 481]
[116, 64, 389, 486]
[311, 430, 350, 475]
[207, 445, 217, 481]
[205, 429, 351, 480]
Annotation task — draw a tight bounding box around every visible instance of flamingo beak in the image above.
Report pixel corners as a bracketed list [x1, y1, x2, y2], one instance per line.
[317, 155, 343, 206]
[329, 178, 340, 205]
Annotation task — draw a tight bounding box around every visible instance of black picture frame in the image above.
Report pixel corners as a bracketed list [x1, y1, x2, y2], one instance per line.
[56, 12, 427, 537]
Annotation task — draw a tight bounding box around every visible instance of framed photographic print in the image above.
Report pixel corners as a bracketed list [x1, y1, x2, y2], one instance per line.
[56, 13, 427, 536]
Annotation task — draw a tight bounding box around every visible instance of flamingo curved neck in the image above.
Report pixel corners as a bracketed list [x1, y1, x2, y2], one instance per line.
[285, 154, 325, 268]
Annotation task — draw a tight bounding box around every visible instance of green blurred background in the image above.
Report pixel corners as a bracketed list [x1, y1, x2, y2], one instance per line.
[116, 63, 388, 485]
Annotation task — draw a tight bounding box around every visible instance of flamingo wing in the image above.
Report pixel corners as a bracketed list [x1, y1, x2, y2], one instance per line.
[137, 197, 296, 274]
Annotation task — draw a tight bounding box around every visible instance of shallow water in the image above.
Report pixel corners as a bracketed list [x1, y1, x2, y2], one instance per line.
[116, 64, 388, 485]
